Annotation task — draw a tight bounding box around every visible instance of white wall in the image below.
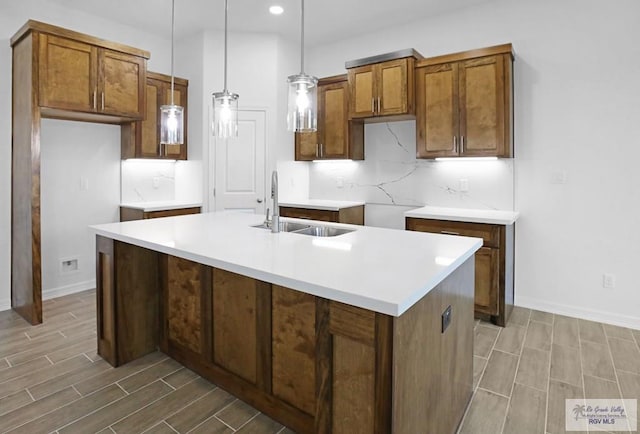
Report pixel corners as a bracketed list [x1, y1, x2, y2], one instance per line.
[0, 2, 174, 309]
[305, 0, 640, 328]
[40, 120, 120, 298]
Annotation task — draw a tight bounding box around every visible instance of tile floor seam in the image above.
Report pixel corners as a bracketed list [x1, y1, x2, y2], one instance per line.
[6, 387, 85, 433]
[159, 377, 177, 391]
[69, 312, 77, 319]
[213, 398, 241, 418]
[214, 413, 239, 431]
[81, 353, 94, 363]
[476, 386, 511, 400]
[115, 382, 130, 396]
[604, 333, 632, 432]
[23, 332, 32, 341]
[513, 379, 547, 394]
[235, 411, 261, 431]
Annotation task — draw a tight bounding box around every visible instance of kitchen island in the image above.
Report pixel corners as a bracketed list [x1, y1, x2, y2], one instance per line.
[91, 212, 481, 434]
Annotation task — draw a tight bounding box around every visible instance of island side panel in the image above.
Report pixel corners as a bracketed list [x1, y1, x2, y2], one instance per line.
[392, 257, 475, 434]
[95, 236, 160, 367]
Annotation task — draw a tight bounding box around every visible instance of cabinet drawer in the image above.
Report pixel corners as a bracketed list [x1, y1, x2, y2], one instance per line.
[279, 207, 337, 222]
[406, 217, 500, 248]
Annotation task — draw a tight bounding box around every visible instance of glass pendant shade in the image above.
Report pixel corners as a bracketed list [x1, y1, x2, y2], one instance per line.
[287, 73, 318, 132]
[212, 91, 239, 138]
[160, 104, 184, 145]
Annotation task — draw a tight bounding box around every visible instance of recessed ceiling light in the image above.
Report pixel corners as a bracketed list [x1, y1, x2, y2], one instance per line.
[269, 5, 284, 15]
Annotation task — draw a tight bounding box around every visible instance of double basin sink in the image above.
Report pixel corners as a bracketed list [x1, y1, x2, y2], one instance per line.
[252, 221, 354, 237]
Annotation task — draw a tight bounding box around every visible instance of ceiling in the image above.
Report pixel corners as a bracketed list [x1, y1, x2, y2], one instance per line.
[47, 0, 492, 46]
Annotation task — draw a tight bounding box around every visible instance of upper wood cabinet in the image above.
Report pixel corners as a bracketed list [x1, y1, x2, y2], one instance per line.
[34, 27, 147, 121]
[295, 75, 364, 161]
[347, 57, 417, 120]
[416, 44, 514, 159]
[122, 71, 189, 160]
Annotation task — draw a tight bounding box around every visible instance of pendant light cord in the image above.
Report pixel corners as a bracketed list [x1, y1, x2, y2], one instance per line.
[300, 0, 305, 74]
[170, 0, 175, 105]
[223, 0, 229, 92]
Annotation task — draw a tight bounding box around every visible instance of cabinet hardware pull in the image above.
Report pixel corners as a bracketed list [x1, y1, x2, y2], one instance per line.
[371, 98, 375, 113]
[320, 143, 324, 158]
[377, 97, 381, 113]
[93, 90, 97, 110]
[441, 230, 460, 235]
[316, 144, 320, 158]
[461, 136, 464, 154]
[453, 136, 457, 153]
[101, 92, 105, 110]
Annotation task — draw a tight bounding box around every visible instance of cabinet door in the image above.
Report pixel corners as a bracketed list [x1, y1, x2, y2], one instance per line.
[348, 64, 375, 118]
[416, 63, 460, 158]
[99, 48, 145, 118]
[377, 58, 412, 116]
[163, 82, 188, 160]
[474, 247, 499, 315]
[138, 79, 162, 158]
[459, 55, 507, 157]
[295, 131, 318, 161]
[38, 34, 98, 112]
[321, 82, 349, 159]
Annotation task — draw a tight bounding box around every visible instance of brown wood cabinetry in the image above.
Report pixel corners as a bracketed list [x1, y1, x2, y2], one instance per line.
[122, 71, 189, 160]
[279, 205, 364, 225]
[406, 217, 514, 326]
[348, 57, 417, 121]
[11, 20, 150, 325]
[295, 75, 363, 161]
[37, 30, 146, 121]
[416, 44, 514, 159]
[120, 206, 201, 222]
[95, 238, 474, 434]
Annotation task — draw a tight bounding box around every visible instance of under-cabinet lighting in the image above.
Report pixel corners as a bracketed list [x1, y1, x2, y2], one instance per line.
[312, 238, 352, 251]
[312, 159, 353, 163]
[269, 5, 284, 15]
[124, 159, 177, 163]
[434, 157, 498, 162]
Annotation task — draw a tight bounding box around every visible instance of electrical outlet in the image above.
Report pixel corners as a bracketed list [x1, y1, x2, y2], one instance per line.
[153, 177, 160, 189]
[603, 273, 616, 288]
[459, 178, 469, 192]
[441, 305, 452, 333]
[60, 258, 79, 274]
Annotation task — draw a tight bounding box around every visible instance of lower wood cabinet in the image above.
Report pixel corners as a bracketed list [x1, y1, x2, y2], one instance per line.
[96, 237, 474, 433]
[120, 206, 201, 222]
[279, 205, 364, 225]
[406, 217, 514, 326]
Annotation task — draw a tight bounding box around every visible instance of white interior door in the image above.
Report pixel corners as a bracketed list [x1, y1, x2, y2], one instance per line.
[212, 109, 266, 213]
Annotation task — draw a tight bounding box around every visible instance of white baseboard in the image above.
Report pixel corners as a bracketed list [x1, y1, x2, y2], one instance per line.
[517, 295, 640, 331]
[0, 298, 10, 312]
[43, 280, 96, 301]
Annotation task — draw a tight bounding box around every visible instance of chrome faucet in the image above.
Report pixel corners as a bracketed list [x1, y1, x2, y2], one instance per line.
[271, 170, 280, 233]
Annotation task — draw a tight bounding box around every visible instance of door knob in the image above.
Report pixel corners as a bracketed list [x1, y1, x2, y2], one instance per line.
[257, 198, 263, 203]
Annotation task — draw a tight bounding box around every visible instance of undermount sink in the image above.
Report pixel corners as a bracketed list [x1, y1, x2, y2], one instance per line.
[251, 221, 311, 232]
[292, 226, 355, 237]
[252, 222, 355, 237]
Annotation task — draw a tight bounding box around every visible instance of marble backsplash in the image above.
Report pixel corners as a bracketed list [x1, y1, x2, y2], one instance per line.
[309, 121, 515, 228]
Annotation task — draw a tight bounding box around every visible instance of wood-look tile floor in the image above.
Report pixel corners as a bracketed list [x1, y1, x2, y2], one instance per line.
[0, 290, 638, 434]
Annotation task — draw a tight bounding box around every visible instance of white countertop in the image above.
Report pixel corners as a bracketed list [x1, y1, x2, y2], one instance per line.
[120, 201, 203, 212]
[405, 206, 519, 225]
[91, 212, 481, 317]
[278, 199, 365, 211]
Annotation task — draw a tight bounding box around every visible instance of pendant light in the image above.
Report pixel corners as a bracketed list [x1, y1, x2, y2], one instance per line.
[287, 0, 318, 132]
[160, 0, 185, 146]
[212, 0, 239, 138]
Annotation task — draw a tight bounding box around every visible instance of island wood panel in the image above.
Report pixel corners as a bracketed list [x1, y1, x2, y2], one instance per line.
[11, 32, 42, 325]
[212, 269, 272, 388]
[272, 285, 317, 416]
[314, 299, 332, 433]
[95, 237, 160, 366]
[332, 335, 375, 434]
[165, 256, 203, 353]
[392, 257, 474, 434]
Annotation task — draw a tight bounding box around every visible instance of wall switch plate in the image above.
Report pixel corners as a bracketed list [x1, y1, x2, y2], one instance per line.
[441, 305, 452, 333]
[459, 178, 469, 192]
[603, 273, 616, 288]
